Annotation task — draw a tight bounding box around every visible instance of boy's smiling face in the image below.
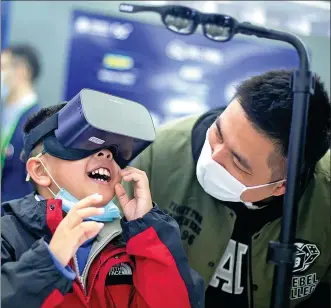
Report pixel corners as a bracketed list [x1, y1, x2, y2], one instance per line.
[37, 148, 122, 205]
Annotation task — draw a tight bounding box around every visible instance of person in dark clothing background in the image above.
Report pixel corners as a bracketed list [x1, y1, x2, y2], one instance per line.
[1, 44, 41, 207]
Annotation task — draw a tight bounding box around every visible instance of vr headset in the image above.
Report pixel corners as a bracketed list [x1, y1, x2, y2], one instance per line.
[23, 89, 156, 168]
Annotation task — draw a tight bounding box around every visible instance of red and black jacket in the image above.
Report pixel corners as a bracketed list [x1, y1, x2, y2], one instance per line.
[1, 193, 204, 308]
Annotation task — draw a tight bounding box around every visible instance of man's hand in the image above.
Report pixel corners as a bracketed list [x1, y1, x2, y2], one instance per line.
[49, 194, 105, 267]
[115, 167, 153, 221]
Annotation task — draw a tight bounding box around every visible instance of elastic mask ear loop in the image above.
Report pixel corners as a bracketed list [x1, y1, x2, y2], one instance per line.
[25, 151, 46, 181]
[241, 179, 286, 209]
[245, 179, 286, 191]
[38, 157, 61, 197]
[26, 152, 61, 197]
[26, 152, 43, 182]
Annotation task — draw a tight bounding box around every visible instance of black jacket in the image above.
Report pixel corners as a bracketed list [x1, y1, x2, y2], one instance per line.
[1, 194, 73, 306]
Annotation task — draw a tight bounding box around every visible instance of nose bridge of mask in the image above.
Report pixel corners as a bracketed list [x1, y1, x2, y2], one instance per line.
[212, 158, 247, 193]
[203, 132, 247, 192]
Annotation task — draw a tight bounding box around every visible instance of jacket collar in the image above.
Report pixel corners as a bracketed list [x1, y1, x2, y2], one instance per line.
[2, 192, 123, 244]
[2, 192, 55, 242]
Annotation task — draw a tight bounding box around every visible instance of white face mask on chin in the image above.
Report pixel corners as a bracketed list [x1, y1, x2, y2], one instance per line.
[196, 130, 286, 210]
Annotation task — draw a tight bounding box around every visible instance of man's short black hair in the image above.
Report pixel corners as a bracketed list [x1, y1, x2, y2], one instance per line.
[6, 44, 41, 81]
[236, 69, 330, 179]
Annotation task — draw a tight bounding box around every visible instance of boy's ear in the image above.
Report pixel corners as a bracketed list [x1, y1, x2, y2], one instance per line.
[26, 157, 52, 187]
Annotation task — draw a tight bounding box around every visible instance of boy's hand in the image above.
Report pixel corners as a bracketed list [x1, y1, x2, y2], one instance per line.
[49, 194, 105, 267]
[115, 167, 153, 221]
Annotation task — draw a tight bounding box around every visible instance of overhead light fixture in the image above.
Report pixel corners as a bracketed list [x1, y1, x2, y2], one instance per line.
[165, 98, 208, 115]
[252, 8, 266, 26]
[179, 66, 203, 82]
[287, 1, 330, 10]
[240, 8, 266, 26]
[202, 1, 218, 13]
[286, 19, 312, 36]
[145, 1, 168, 5]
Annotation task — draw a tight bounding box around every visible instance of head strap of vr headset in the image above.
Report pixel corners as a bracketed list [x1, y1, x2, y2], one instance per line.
[23, 113, 59, 161]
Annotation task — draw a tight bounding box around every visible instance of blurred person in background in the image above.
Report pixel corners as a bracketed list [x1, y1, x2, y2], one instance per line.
[1, 44, 41, 207]
[123, 69, 331, 308]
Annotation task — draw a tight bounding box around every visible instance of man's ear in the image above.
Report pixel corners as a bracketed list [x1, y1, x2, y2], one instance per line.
[26, 157, 52, 187]
[272, 181, 286, 197]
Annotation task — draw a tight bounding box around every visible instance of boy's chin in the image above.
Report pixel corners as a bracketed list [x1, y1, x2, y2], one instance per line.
[98, 191, 115, 205]
[85, 179, 120, 204]
[82, 188, 115, 206]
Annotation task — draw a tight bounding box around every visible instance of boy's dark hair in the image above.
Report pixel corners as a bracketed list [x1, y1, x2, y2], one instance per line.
[6, 44, 41, 81]
[236, 69, 330, 180]
[23, 103, 66, 135]
[21, 103, 66, 190]
[21, 103, 66, 161]
[20, 103, 66, 190]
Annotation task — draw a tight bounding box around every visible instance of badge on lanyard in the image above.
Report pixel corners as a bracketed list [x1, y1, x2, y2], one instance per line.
[5, 143, 14, 159]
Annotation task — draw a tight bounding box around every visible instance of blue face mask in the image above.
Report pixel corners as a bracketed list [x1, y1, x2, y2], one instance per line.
[55, 188, 120, 222]
[36, 154, 121, 222]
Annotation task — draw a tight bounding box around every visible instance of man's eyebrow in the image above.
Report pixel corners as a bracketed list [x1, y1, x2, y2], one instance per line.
[215, 116, 252, 172]
[231, 150, 252, 172]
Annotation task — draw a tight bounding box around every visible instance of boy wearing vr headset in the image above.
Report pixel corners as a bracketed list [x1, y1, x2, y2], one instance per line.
[1, 96, 204, 307]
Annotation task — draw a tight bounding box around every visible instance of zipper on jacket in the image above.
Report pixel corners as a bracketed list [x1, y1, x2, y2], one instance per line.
[128, 286, 136, 307]
[248, 237, 254, 308]
[73, 254, 86, 293]
[80, 230, 122, 290]
[86, 250, 127, 302]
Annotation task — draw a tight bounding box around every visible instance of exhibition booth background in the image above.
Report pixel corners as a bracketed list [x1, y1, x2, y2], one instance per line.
[3, 1, 330, 125]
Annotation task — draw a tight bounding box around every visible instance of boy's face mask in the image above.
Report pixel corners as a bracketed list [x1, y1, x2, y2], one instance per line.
[35, 153, 120, 222]
[196, 131, 286, 209]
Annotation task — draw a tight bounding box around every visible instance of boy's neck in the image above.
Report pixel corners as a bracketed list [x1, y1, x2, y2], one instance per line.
[37, 189, 55, 200]
[36, 189, 67, 218]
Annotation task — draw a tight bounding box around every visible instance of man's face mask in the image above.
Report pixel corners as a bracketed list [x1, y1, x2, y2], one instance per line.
[196, 130, 286, 209]
[34, 153, 120, 222]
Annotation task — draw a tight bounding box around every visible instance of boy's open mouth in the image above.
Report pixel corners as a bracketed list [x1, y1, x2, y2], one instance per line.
[87, 167, 111, 182]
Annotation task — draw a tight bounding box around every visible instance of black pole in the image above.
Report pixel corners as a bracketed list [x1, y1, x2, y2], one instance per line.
[237, 23, 316, 308]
